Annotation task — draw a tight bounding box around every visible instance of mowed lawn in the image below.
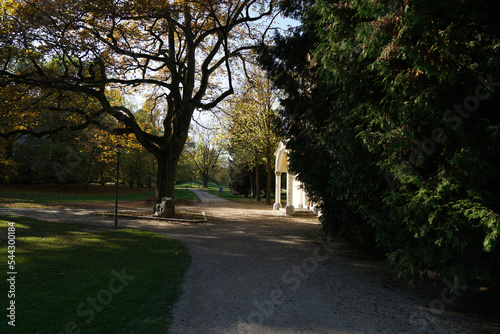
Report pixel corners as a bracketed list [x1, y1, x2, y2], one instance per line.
[0, 181, 277, 208]
[0, 183, 199, 207]
[0, 215, 191, 334]
[176, 180, 284, 205]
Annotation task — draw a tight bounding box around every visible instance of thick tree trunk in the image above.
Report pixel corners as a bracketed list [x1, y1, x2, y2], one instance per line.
[249, 170, 255, 198]
[154, 154, 179, 218]
[202, 173, 209, 188]
[255, 159, 260, 202]
[266, 154, 272, 205]
[150, 102, 193, 218]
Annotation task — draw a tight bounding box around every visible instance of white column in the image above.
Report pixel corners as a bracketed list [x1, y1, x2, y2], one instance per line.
[296, 179, 303, 209]
[285, 170, 295, 215]
[304, 191, 310, 210]
[273, 171, 282, 211]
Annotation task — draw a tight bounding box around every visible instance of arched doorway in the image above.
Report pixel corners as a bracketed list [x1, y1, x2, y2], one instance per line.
[274, 142, 312, 216]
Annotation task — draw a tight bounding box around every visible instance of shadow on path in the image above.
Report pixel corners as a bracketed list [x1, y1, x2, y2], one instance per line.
[0, 203, 497, 334]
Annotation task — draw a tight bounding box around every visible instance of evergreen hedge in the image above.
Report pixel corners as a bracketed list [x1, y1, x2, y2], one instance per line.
[260, 0, 500, 293]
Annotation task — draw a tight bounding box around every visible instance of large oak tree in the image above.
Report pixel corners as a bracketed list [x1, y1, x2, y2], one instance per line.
[0, 0, 274, 216]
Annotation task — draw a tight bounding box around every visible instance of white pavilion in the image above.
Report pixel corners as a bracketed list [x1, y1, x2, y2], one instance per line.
[273, 142, 318, 216]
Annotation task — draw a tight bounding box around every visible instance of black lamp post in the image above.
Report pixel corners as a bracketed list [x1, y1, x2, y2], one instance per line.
[114, 144, 123, 229]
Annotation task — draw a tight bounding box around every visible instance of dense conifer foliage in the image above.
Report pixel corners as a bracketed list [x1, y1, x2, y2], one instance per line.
[260, 0, 500, 291]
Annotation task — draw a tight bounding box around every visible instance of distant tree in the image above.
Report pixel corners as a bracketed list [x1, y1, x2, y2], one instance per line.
[221, 66, 283, 204]
[0, 138, 18, 183]
[187, 126, 223, 188]
[227, 157, 251, 196]
[176, 140, 198, 184]
[227, 153, 268, 198]
[211, 154, 229, 185]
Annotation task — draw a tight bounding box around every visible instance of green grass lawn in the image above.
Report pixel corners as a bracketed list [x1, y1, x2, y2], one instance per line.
[0, 216, 190, 334]
[0, 184, 154, 204]
[176, 180, 249, 201]
[173, 188, 199, 202]
[176, 179, 285, 205]
[208, 189, 281, 205]
[175, 179, 224, 189]
[0, 184, 199, 206]
[0, 181, 280, 208]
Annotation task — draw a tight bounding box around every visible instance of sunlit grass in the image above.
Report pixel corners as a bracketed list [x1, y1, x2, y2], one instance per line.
[175, 179, 225, 189]
[176, 179, 284, 205]
[173, 188, 200, 202]
[0, 215, 190, 334]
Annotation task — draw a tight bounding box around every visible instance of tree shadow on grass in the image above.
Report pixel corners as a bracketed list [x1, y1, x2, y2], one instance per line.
[0, 215, 191, 334]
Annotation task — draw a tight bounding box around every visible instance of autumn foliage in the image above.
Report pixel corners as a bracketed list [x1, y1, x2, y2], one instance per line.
[0, 0, 274, 216]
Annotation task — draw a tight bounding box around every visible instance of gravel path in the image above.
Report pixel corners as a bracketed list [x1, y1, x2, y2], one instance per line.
[189, 188, 230, 203]
[1, 192, 498, 334]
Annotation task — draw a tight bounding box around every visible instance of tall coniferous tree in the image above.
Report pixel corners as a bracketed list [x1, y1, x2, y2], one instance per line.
[261, 0, 500, 291]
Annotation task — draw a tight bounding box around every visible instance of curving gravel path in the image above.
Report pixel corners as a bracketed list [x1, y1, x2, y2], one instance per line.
[189, 188, 230, 203]
[1, 191, 498, 334]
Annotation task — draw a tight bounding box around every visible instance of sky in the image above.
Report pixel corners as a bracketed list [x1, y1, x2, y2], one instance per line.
[191, 14, 301, 128]
[129, 12, 301, 130]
